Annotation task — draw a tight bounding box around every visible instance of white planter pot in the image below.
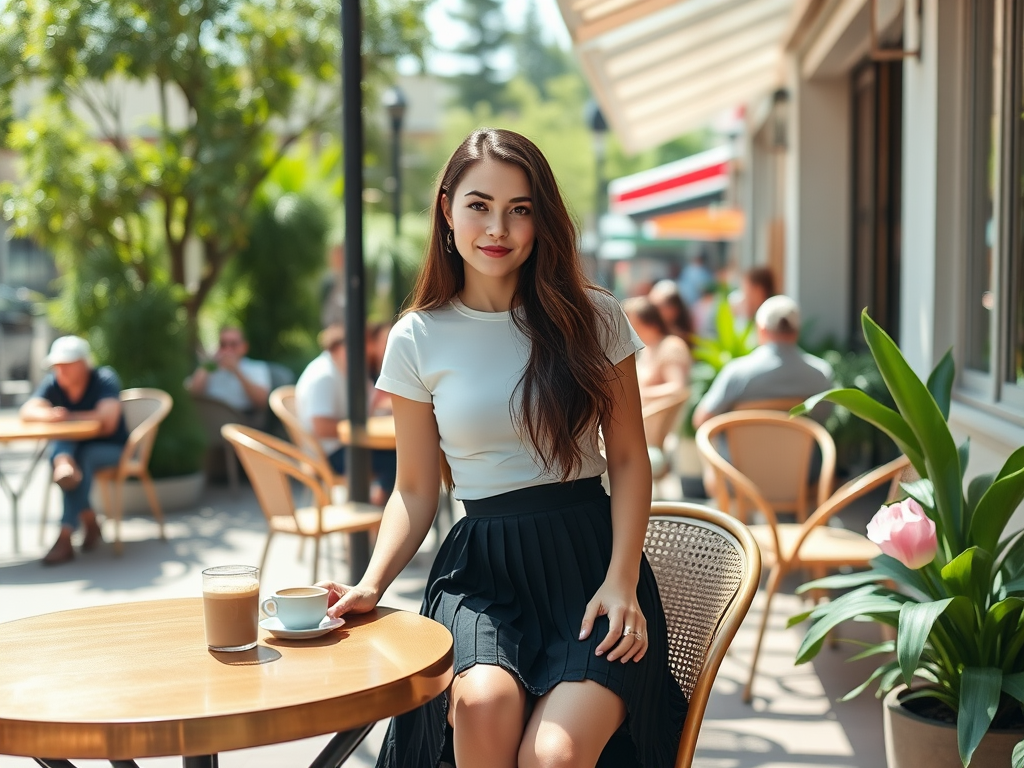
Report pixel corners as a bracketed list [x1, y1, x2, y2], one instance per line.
[90, 472, 205, 517]
[883, 686, 1022, 768]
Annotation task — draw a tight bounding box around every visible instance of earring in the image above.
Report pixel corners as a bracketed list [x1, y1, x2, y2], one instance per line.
[446, 230, 454, 253]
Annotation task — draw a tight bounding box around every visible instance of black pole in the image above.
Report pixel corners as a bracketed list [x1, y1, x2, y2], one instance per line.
[391, 115, 402, 239]
[342, 0, 370, 581]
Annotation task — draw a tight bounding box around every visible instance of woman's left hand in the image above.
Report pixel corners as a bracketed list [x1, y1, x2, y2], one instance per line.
[580, 579, 649, 663]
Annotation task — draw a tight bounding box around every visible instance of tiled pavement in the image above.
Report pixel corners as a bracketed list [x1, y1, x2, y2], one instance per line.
[0, 439, 888, 768]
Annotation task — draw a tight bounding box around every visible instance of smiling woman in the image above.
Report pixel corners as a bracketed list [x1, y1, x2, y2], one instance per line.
[317, 129, 687, 768]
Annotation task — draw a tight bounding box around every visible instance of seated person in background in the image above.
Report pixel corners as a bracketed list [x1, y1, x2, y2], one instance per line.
[623, 296, 691, 408]
[20, 336, 129, 566]
[294, 325, 396, 505]
[729, 265, 778, 327]
[187, 326, 270, 417]
[692, 295, 833, 429]
[648, 279, 695, 342]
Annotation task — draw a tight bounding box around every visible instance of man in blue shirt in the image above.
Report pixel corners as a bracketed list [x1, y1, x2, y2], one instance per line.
[20, 336, 128, 565]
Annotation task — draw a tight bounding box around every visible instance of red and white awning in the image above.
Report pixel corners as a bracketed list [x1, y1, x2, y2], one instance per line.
[608, 144, 732, 216]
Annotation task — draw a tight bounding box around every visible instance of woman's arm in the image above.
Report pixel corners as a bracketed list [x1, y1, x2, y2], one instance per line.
[580, 355, 653, 663]
[324, 394, 442, 617]
[639, 337, 690, 403]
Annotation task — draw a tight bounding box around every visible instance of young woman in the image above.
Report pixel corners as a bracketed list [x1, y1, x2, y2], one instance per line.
[623, 295, 691, 408]
[319, 129, 686, 768]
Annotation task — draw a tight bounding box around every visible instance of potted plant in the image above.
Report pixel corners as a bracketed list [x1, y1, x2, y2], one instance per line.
[790, 310, 1024, 768]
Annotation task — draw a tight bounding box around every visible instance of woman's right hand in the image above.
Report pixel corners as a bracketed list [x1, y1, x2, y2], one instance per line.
[316, 581, 380, 619]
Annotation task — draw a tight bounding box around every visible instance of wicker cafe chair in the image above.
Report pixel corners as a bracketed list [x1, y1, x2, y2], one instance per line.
[642, 386, 690, 482]
[269, 385, 346, 497]
[645, 502, 761, 768]
[221, 424, 383, 582]
[703, 409, 836, 524]
[697, 411, 911, 702]
[39, 388, 173, 555]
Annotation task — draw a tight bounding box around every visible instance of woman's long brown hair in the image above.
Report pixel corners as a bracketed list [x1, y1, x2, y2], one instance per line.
[406, 128, 617, 485]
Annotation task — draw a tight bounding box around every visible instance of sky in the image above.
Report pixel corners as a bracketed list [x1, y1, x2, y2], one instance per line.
[414, 0, 572, 77]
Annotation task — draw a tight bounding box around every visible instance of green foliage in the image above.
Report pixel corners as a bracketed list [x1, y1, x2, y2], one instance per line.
[446, 0, 512, 112]
[51, 247, 204, 478]
[363, 211, 429, 322]
[514, 0, 572, 99]
[793, 311, 1024, 765]
[217, 192, 328, 376]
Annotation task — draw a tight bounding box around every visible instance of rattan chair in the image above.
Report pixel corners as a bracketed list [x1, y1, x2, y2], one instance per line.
[697, 410, 910, 702]
[191, 393, 250, 494]
[642, 386, 690, 482]
[221, 424, 383, 582]
[731, 397, 806, 412]
[269, 385, 346, 495]
[39, 388, 173, 555]
[645, 502, 761, 768]
[700, 409, 836, 524]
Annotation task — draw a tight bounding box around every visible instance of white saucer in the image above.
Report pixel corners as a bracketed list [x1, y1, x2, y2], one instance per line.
[259, 615, 346, 640]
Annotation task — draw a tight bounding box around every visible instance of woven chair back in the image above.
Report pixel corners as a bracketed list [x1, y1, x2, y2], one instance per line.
[269, 385, 333, 469]
[645, 502, 761, 768]
[119, 388, 173, 467]
[642, 387, 690, 451]
[222, 424, 324, 526]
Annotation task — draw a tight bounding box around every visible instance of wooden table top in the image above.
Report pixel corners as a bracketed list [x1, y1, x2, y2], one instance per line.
[0, 598, 453, 760]
[338, 416, 396, 451]
[0, 418, 102, 443]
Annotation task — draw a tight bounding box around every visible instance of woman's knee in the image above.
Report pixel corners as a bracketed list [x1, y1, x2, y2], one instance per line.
[450, 665, 525, 728]
[519, 728, 582, 768]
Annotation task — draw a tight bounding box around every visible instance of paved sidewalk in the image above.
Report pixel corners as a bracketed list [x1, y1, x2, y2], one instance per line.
[0, 449, 887, 767]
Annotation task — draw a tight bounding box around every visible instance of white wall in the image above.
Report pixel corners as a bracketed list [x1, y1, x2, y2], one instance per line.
[783, 59, 851, 346]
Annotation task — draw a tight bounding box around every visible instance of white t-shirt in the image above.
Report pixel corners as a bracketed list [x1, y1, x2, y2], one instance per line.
[204, 358, 271, 412]
[295, 351, 348, 454]
[376, 289, 643, 500]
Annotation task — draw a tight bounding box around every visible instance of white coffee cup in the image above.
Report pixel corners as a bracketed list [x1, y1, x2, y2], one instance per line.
[260, 586, 328, 630]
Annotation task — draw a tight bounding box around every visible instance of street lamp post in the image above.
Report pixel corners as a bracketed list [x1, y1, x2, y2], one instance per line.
[382, 86, 407, 239]
[586, 100, 610, 286]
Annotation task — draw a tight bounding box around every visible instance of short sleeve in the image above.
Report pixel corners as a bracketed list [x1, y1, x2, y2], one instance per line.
[243, 360, 272, 391]
[31, 373, 58, 403]
[94, 367, 123, 400]
[304, 369, 341, 420]
[590, 289, 644, 365]
[376, 314, 432, 403]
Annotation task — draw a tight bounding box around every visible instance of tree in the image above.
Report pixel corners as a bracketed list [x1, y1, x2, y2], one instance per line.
[514, 0, 570, 98]
[447, 0, 511, 111]
[0, 0, 429, 337]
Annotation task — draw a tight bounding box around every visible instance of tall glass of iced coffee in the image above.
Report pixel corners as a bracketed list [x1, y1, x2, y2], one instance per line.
[202, 564, 260, 651]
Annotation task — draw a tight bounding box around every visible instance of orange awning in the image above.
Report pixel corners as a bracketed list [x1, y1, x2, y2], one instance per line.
[644, 207, 745, 241]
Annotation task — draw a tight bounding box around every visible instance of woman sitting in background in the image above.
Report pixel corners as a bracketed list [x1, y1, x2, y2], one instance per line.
[623, 295, 690, 407]
[647, 279, 696, 342]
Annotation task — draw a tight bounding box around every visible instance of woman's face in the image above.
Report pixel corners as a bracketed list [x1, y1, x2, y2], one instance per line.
[442, 158, 535, 289]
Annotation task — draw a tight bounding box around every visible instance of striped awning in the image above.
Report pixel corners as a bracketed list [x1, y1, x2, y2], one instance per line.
[608, 144, 732, 216]
[557, 0, 793, 153]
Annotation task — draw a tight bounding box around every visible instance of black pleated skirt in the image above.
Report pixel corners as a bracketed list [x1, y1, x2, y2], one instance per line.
[375, 477, 687, 768]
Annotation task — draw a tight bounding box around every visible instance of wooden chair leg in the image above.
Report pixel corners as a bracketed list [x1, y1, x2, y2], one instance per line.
[140, 470, 166, 541]
[39, 480, 54, 546]
[260, 531, 274, 577]
[744, 565, 783, 703]
[98, 479, 119, 556]
[312, 535, 321, 584]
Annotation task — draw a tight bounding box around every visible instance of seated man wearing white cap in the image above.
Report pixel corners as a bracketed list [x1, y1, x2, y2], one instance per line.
[693, 295, 833, 428]
[20, 336, 128, 565]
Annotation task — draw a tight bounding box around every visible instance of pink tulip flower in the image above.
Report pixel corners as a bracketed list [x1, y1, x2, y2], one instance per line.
[866, 498, 938, 570]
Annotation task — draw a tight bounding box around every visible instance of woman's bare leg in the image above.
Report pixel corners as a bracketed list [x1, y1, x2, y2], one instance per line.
[518, 680, 626, 768]
[449, 664, 527, 768]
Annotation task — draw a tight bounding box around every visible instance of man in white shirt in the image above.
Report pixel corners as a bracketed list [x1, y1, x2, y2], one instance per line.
[295, 324, 396, 504]
[187, 327, 271, 414]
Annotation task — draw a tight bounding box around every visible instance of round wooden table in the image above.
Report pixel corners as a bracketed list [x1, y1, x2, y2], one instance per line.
[0, 598, 453, 765]
[0, 418, 102, 553]
[337, 416, 396, 451]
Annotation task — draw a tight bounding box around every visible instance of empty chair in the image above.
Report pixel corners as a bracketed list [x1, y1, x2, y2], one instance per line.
[221, 424, 383, 582]
[645, 502, 761, 767]
[269, 385, 345, 495]
[93, 388, 173, 554]
[697, 409, 910, 702]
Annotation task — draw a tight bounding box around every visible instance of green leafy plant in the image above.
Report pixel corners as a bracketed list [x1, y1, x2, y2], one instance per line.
[791, 310, 1024, 767]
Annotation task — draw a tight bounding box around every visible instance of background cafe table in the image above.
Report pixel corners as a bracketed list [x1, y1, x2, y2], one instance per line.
[337, 415, 397, 452]
[0, 418, 102, 553]
[0, 598, 453, 768]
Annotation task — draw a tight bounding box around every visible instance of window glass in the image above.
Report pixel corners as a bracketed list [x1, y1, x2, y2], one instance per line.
[966, 0, 998, 373]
